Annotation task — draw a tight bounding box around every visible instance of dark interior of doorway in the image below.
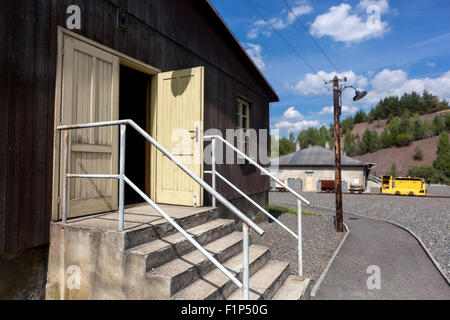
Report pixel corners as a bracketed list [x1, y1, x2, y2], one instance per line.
[119, 66, 150, 205]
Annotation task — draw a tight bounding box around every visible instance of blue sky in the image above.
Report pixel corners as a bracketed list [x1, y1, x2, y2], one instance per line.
[209, 0, 450, 137]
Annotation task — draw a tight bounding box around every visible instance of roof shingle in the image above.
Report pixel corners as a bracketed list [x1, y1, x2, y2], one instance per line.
[273, 146, 368, 167]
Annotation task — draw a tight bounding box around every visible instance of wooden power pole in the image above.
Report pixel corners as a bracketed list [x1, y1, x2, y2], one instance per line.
[333, 76, 344, 233]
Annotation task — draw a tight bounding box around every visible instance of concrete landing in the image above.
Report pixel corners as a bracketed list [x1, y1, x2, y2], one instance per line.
[63, 203, 217, 232]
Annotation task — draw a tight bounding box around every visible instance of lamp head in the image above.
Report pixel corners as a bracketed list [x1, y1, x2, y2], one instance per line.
[353, 90, 367, 102]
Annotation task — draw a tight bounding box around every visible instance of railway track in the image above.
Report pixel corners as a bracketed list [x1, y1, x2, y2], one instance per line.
[271, 189, 450, 199]
[324, 192, 450, 199]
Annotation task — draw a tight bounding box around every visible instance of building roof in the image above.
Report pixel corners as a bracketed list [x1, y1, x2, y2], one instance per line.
[205, 0, 279, 102]
[274, 146, 369, 167]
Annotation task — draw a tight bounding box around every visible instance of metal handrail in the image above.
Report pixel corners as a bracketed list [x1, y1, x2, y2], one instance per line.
[205, 170, 298, 240]
[204, 135, 311, 206]
[57, 119, 264, 299]
[204, 134, 311, 277]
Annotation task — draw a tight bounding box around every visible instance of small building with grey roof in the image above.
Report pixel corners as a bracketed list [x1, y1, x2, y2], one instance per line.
[270, 145, 373, 192]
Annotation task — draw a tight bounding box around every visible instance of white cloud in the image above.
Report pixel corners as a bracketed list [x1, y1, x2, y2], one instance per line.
[426, 62, 437, 67]
[244, 43, 265, 70]
[247, 2, 313, 39]
[319, 105, 358, 115]
[366, 69, 450, 104]
[274, 120, 321, 133]
[283, 107, 304, 120]
[292, 70, 368, 96]
[310, 3, 389, 44]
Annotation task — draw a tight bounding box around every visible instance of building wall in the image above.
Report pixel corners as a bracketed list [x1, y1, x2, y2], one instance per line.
[0, 0, 273, 255]
[272, 166, 366, 192]
[0, 245, 49, 300]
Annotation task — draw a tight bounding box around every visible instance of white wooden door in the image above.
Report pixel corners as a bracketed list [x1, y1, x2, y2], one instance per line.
[60, 35, 120, 218]
[151, 67, 204, 206]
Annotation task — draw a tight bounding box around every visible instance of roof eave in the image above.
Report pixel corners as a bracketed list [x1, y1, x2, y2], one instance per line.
[205, 0, 279, 102]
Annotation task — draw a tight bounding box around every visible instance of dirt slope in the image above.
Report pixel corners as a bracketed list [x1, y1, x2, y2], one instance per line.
[353, 136, 448, 176]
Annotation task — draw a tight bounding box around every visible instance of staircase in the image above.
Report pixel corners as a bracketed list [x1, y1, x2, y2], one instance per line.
[46, 203, 310, 300]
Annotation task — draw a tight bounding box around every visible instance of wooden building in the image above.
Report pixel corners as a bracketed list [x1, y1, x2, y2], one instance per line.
[0, 0, 278, 256]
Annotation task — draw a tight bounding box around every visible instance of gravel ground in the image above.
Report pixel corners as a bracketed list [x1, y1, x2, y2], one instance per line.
[271, 185, 450, 278]
[249, 213, 344, 284]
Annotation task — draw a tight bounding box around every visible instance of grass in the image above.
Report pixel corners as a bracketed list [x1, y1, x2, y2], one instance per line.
[268, 205, 323, 217]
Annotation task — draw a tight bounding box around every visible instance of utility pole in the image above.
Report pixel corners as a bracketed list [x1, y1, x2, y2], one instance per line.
[333, 76, 344, 233]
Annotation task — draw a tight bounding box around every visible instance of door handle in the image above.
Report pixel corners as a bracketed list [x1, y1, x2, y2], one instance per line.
[189, 127, 199, 143]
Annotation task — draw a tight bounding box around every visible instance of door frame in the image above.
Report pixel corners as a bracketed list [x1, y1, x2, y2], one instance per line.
[51, 27, 160, 221]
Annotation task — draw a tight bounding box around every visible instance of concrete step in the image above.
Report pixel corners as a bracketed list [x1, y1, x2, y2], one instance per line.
[123, 206, 219, 249]
[148, 232, 244, 297]
[227, 260, 290, 300]
[173, 245, 271, 300]
[272, 275, 311, 300]
[127, 219, 236, 271]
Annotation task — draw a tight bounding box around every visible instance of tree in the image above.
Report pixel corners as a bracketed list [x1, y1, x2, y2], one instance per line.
[318, 125, 332, 148]
[362, 129, 379, 153]
[434, 131, 450, 177]
[344, 129, 357, 156]
[353, 110, 368, 124]
[298, 127, 321, 149]
[408, 166, 441, 184]
[380, 128, 394, 149]
[278, 137, 295, 157]
[413, 146, 424, 161]
[432, 115, 445, 136]
[390, 163, 398, 178]
[395, 133, 414, 147]
[445, 114, 450, 131]
[288, 132, 295, 144]
[412, 116, 425, 140]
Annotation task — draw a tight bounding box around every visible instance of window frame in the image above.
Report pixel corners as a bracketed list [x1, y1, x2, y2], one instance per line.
[236, 97, 251, 156]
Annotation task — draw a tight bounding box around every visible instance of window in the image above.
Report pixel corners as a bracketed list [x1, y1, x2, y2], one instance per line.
[236, 98, 250, 155]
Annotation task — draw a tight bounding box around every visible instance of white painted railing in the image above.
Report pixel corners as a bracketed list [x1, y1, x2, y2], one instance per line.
[57, 119, 264, 299]
[204, 135, 311, 277]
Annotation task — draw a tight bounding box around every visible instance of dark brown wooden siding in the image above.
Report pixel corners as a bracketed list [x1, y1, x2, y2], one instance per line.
[0, 0, 274, 254]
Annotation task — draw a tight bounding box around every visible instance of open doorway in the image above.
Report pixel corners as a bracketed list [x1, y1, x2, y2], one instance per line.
[119, 65, 151, 204]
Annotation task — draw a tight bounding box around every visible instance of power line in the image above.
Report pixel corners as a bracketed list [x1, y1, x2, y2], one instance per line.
[247, 0, 324, 82]
[281, 0, 340, 74]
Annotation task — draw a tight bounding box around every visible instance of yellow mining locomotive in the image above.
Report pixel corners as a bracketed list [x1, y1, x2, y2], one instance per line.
[381, 175, 427, 196]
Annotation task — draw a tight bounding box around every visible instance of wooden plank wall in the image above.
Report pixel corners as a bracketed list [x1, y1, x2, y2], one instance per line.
[0, 0, 273, 254]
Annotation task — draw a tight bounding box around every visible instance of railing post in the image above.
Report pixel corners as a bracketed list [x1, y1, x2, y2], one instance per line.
[62, 130, 69, 224]
[297, 199, 303, 277]
[119, 125, 126, 232]
[243, 222, 250, 300]
[211, 137, 216, 207]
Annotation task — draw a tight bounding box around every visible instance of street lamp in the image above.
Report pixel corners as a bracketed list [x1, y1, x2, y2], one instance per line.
[327, 76, 368, 232]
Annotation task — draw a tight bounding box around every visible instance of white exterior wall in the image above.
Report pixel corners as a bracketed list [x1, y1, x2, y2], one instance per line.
[271, 166, 366, 192]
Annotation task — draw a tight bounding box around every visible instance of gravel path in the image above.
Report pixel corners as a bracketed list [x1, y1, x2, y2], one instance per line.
[271, 186, 450, 279]
[250, 213, 344, 284]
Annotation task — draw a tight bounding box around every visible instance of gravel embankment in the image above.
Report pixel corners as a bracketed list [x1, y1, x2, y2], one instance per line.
[250, 213, 344, 283]
[270, 186, 450, 278]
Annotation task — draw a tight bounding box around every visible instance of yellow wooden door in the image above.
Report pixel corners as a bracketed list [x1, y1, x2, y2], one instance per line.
[305, 172, 315, 191]
[152, 67, 204, 206]
[60, 35, 120, 218]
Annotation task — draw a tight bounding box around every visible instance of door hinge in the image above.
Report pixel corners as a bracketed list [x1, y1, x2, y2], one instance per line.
[57, 197, 60, 205]
[193, 194, 197, 207]
[61, 48, 65, 56]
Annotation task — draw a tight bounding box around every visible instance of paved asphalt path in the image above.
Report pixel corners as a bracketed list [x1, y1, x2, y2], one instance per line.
[270, 194, 450, 300]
